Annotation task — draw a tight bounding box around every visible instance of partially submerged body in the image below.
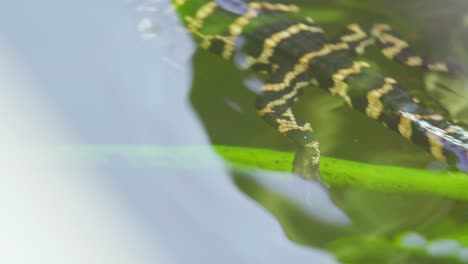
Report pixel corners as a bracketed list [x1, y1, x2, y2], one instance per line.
[173, 0, 468, 177]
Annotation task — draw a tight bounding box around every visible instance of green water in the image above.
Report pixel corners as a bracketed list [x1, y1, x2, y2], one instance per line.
[185, 0, 468, 263]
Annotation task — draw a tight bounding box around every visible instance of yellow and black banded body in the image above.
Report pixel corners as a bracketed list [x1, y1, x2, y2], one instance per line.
[174, 0, 468, 177]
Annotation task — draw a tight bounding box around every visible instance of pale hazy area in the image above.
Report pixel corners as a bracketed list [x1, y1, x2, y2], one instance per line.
[0, 39, 168, 263]
[0, 0, 345, 263]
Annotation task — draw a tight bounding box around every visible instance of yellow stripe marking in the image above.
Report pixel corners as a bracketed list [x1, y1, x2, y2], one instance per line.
[244, 23, 323, 67]
[257, 82, 309, 116]
[305, 141, 320, 165]
[185, 1, 218, 32]
[277, 109, 312, 134]
[445, 127, 457, 134]
[427, 63, 449, 72]
[398, 114, 413, 140]
[262, 42, 350, 92]
[423, 114, 444, 121]
[355, 38, 375, 54]
[341, 23, 367, 43]
[222, 2, 300, 59]
[412, 114, 445, 121]
[329, 61, 371, 107]
[370, 24, 450, 72]
[427, 133, 447, 162]
[406, 56, 423, 66]
[340, 24, 374, 54]
[371, 24, 408, 59]
[183, 2, 231, 51]
[200, 34, 229, 49]
[365, 77, 396, 119]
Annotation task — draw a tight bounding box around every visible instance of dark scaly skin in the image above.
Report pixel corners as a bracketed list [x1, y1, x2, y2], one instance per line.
[173, 0, 468, 178]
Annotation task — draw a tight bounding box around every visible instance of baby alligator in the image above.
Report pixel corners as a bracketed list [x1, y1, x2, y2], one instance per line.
[173, 0, 468, 178]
